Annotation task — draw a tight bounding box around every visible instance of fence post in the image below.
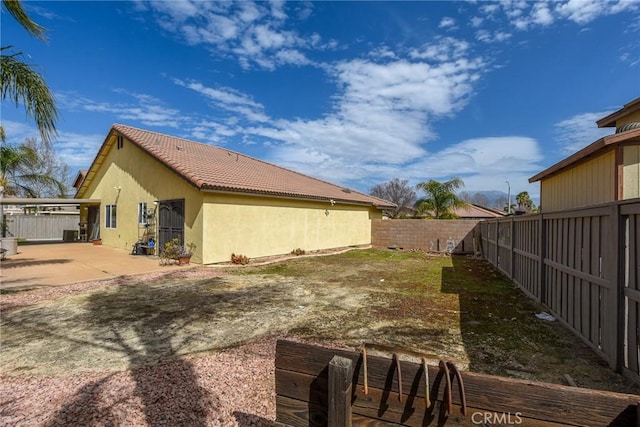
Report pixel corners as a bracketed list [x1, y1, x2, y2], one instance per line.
[605, 203, 621, 371]
[614, 202, 625, 373]
[328, 355, 353, 427]
[510, 216, 516, 280]
[539, 214, 546, 304]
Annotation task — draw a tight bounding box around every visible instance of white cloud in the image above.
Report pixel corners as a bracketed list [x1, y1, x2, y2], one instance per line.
[554, 111, 615, 153]
[2, 120, 104, 171]
[470, 16, 484, 27]
[368, 45, 398, 60]
[57, 91, 182, 128]
[275, 49, 311, 66]
[470, 0, 639, 33]
[173, 79, 269, 123]
[476, 29, 512, 43]
[439, 17, 457, 30]
[235, 39, 487, 184]
[139, 0, 334, 69]
[409, 37, 470, 61]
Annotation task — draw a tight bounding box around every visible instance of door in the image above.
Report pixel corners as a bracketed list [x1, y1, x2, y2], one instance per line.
[87, 206, 100, 240]
[158, 199, 185, 252]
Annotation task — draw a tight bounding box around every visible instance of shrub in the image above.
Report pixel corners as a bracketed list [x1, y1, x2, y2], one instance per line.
[231, 253, 250, 265]
[291, 248, 306, 256]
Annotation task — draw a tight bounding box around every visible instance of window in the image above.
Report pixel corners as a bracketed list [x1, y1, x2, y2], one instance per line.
[106, 205, 117, 228]
[116, 135, 124, 149]
[138, 202, 147, 224]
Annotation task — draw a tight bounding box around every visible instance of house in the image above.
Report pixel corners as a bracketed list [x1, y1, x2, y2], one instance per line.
[404, 204, 507, 220]
[75, 124, 395, 264]
[529, 97, 640, 211]
[452, 204, 507, 219]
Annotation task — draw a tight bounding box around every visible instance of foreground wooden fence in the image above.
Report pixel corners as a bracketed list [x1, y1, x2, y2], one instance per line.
[480, 199, 640, 383]
[275, 340, 639, 426]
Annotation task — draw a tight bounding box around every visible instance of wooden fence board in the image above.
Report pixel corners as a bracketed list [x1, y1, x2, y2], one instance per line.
[479, 200, 640, 381]
[275, 340, 639, 426]
[628, 297, 639, 377]
[575, 217, 584, 333]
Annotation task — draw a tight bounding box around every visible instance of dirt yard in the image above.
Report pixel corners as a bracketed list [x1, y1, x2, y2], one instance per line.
[1, 248, 637, 425]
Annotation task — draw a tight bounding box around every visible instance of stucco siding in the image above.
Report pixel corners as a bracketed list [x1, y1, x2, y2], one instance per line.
[624, 144, 640, 200]
[80, 135, 204, 261]
[540, 150, 615, 211]
[201, 193, 378, 264]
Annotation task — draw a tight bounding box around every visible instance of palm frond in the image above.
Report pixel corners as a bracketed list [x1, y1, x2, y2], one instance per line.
[2, 0, 46, 40]
[0, 52, 58, 143]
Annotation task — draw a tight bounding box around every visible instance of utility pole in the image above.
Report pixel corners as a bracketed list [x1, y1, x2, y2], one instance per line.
[507, 181, 511, 214]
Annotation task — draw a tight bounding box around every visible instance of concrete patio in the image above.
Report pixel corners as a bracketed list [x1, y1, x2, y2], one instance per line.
[0, 242, 175, 291]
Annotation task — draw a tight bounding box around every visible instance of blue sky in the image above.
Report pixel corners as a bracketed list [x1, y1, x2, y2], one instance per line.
[2, 1, 639, 199]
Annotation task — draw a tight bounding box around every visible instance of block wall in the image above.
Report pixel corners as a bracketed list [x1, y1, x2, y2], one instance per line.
[371, 219, 481, 253]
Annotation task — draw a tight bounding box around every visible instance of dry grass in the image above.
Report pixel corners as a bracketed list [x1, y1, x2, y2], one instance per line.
[1, 248, 638, 396]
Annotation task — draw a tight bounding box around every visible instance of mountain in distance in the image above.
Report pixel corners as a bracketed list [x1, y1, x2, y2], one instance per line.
[459, 190, 540, 210]
[459, 190, 510, 210]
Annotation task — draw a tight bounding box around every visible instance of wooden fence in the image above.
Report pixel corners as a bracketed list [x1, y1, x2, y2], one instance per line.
[4, 214, 80, 240]
[275, 340, 639, 426]
[479, 199, 640, 384]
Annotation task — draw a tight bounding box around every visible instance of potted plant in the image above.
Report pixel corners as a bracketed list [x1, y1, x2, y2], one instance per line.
[159, 238, 180, 265]
[160, 238, 195, 265]
[177, 241, 196, 265]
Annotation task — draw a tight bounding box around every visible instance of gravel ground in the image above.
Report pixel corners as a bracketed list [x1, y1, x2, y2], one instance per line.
[1, 268, 281, 427]
[0, 337, 278, 427]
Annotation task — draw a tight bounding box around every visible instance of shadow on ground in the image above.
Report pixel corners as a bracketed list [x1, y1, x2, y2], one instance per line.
[41, 278, 229, 426]
[0, 258, 70, 269]
[442, 254, 639, 393]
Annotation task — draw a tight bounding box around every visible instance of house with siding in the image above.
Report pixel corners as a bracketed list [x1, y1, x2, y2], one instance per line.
[75, 124, 395, 264]
[529, 97, 640, 212]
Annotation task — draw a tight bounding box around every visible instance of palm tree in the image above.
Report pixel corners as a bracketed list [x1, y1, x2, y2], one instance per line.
[1, 0, 58, 143]
[516, 191, 534, 213]
[1, 141, 66, 197]
[415, 177, 467, 219]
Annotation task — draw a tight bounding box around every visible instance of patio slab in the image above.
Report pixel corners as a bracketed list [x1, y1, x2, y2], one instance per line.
[0, 242, 171, 291]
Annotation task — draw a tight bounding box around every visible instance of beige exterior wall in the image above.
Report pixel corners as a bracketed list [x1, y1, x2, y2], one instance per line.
[80, 135, 205, 262]
[540, 150, 615, 211]
[617, 111, 640, 127]
[624, 144, 640, 199]
[201, 193, 381, 264]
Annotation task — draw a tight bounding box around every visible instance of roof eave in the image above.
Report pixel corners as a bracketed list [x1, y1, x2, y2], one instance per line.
[596, 97, 640, 128]
[529, 127, 640, 183]
[202, 186, 394, 209]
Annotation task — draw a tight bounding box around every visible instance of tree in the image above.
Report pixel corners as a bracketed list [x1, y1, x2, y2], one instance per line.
[370, 178, 417, 218]
[1, 138, 67, 197]
[1, 0, 58, 143]
[515, 191, 535, 213]
[22, 137, 69, 197]
[414, 177, 467, 219]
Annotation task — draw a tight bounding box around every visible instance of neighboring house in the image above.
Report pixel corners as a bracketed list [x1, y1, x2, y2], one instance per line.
[73, 170, 87, 191]
[412, 204, 507, 220]
[530, 97, 640, 211]
[452, 204, 507, 219]
[75, 124, 395, 264]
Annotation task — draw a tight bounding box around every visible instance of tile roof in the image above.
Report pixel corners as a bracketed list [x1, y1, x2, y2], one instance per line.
[108, 124, 395, 208]
[452, 204, 506, 219]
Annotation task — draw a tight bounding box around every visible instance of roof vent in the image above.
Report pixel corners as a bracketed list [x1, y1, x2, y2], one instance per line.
[616, 121, 640, 133]
[176, 145, 182, 151]
[342, 188, 352, 193]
